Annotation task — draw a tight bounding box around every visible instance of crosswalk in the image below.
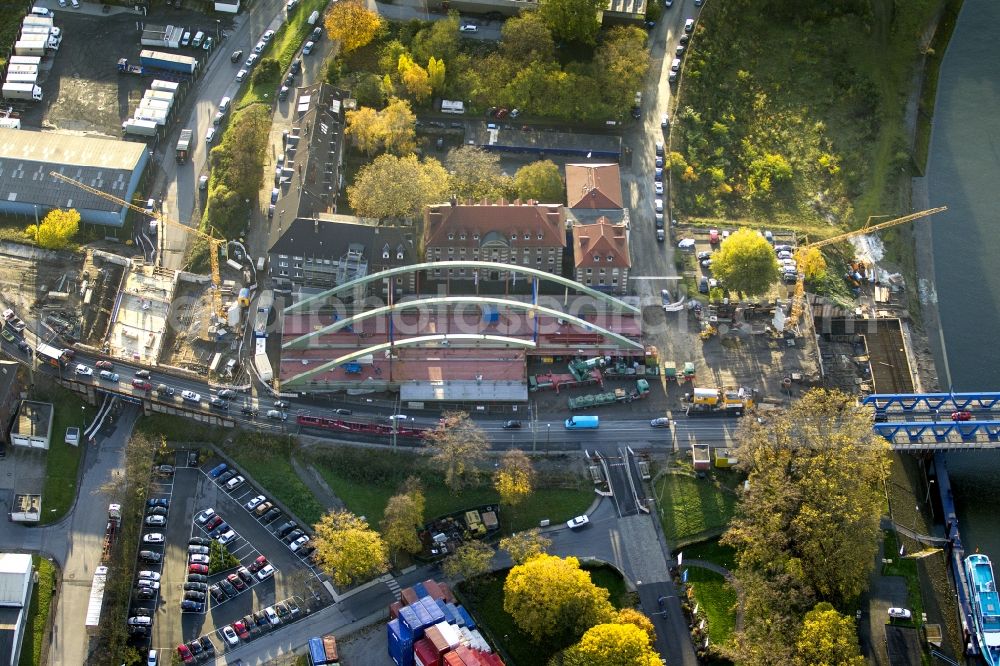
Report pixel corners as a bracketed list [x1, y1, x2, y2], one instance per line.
[384, 575, 401, 599]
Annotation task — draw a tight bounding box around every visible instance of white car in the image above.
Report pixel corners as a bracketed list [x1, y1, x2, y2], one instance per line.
[256, 564, 275, 581]
[220, 625, 239, 646]
[225, 475, 245, 491]
[190, 554, 210, 564]
[302, 41, 314, 55]
[566, 515, 590, 530]
[75, 364, 93, 376]
[145, 515, 165, 526]
[677, 238, 696, 250]
[181, 390, 201, 403]
[245, 495, 266, 510]
[459, 23, 478, 33]
[262, 29, 275, 42]
[146, 649, 158, 666]
[217, 530, 237, 545]
[236, 68, 248, 82]
[253, 40, 266, 54]
[264, 606, 280, 625]
[387, 414, 409, 421]
[289, 535, 310, 552]
[654, 199, 664, 213]
[655, 182, 664, 195]
[888, 607, 912, 620]
[196, 508, 215, 524]
[142, 533, 164, 544]
[660, 113, 669, 128]
[138, 571, 161, 581]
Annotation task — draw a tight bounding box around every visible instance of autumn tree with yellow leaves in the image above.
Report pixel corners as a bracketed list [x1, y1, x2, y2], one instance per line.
[323, 0, 384, 55]
[347, 154, 449, 219]
[425, 411, 490, 492]
[380, 482, 424, 560]
[312, 510, 388, 587]
[28, 208, 79, 250]
[442, 540, 495, 581]
[793, 602, 865, 666]
[493, 449, 534, 513]
[562, 622, 660, 666]
[345, 98, 417, 156]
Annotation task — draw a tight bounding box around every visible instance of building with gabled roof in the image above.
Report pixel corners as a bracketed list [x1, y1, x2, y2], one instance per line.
[565, 163, 623, 210]
[422, 200, 566, 284]
[571, 217, 631, 294]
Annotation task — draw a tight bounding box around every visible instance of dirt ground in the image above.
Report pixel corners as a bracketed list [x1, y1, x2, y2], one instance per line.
[0, 242, 86, 329]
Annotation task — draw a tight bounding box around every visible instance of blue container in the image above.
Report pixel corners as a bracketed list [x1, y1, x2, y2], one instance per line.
[446, 602, 464, 626]
[420, 596, 446, 625]
[435, 599, 453, 624]
[412, 582, 429, 599]
[387, 624, 414, 666]
[456, 605, 476, 630]
[388, 620, 413, 653]
[398, 607, 420, 642]
[308, 637, 328, 665]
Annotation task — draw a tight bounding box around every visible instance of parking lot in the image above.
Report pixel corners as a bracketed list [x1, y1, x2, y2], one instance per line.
[136, 450, 328, 656]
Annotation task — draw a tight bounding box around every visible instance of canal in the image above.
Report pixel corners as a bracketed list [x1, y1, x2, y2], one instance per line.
[925, 0, 1000, 558]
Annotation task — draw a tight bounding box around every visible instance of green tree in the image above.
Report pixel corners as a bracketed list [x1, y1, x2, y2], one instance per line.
[28, 208, 79, 249]
[324, 0, 384, 54]
[494, 449, 534, 512]
[709, 227, 781, 296]
[503, 554, 615, 644]
[352, 72, 385, 108]
[594, 26, 650, 113]
[381, 491, 423, 558]
[794, 602, 866, 666]
[537, 0, 605, 45]
[563, 622, 661, 666]
[347, 154, 449, 219]
[424, 411, 490, 492]
[313, 510, 389, 586]
[442, 540, 495, 581]
[513, 160, 564, 203]
[722, 389, 889, 663]
[748, 152, 793, 199]
[500, 11, 555, 62]
[445, 146, 512, 202]
[499, 529, 551, 565]
[252, 57, 279, 85]
[411, 13, 461, 64]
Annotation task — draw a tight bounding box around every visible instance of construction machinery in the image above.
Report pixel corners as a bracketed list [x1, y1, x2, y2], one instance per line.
[684, 386, 755, 417]
[48, 171, 227, 321]
[567, 379, 650, 410]
[785, 206, 947, 331]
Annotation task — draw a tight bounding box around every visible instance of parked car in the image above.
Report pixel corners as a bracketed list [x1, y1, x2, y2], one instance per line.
[177, 644, 194, 663]
[189, 554, 209, 565]
[277, 521, 297, 537]
[189, 563, 209, 575]
[204, 515, 223, 531]
[139, 550, 162, 563]
[146, 506, 167, 517]
[227, 573, 246, 591]
[207, 464, 227, 479]
[254, 501, 273, 517]
[220, 625, 239, 646]
[219, 578, 238, 597]
[225, 475, 245, 491]
[144, 515, 165, 527]
[218, 530, 237, 545]
[249, 555, 269, 573]
[187, 573, 208, 584]
[184, 582, 208, 592]
[142, 533, 164, 544]
[147, 498, 169, 508]
[888, 607, 912, 620]
[289, 535, 310, 552]
[209, 584, 226, 602]
[189, 536, 210, 546]
[262, 507, 281, 523]
[302, 40, 314, 55]
[284, 528, 304, 543]
[209, 521, 230, 538]
[95, 360, 114, 370]
[188, 545, 209, 555]
[199, 636, 215, 655]
[264, 606, 280, 626]
[566, 515, 590, 530]
[136, 579, 159, 590]
[237, 566, 254, 585]
[256, 564, 275, 581]
[184, 591, 206, 602]
[218, 470, 236, 484]
[233, 620, 250, 640]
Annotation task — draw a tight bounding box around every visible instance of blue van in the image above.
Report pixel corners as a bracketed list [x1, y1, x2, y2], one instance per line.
[564, 415, 600, 429]
[208, 463, 228, 478]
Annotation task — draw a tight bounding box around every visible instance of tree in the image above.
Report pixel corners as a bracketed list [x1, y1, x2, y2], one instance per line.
[594, 26, 650, 113]
[324, 0, 384, 55]
[398, 53, 432, 102]
[445, 146, 513, 202]
[427, 56, 446, 94]
[503, 554, 614, 644]
[500, 11, 555, 62]
[710, 227, 781, 296]
[513, 160, 564, 203]
[425, 411, 490, 492]
[748, 152, 793, 199]
[563, 622, 661, 666]
[500, 529, 551, 565]
[411, 13, 461, 64]
[347, 154, 449, 219]
[252, 57, 279, 84]
[537, 0, 605, 45]
[614, 609, 656, 643]
[312, 510, 389, 586]
[381, 491, 423, 558]
[379, 98, 418, 155]
[345, 106, 383, 155]
[442, 540, 495, 581]
[28, 208, 79, 250]
[721, 389, 889, 663]
[794, 602, 865, 666]
[494, 449, 534, 511]
[796, 246, 827, 282]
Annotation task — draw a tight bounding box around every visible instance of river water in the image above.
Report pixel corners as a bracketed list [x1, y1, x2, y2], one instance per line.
[924, 0, 1000, 557]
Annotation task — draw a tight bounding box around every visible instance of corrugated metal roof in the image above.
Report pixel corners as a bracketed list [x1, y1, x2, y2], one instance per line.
[401, 380, 527, 402]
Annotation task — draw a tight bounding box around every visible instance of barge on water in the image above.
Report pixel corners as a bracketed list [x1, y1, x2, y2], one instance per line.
[965, 553, 1000, 666]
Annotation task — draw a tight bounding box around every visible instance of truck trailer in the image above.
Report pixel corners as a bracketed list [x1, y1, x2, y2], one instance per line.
[138, 98, 171, 112]
[142, 89, 175, 104]
[21, 15, 54, 28]
[14, 40, 46, 57]
[2, 82, 42, 101]
[139, 49, 198, 74]
[5, 73, 37, 85]
[122, 118, 158, 137]
[6, 65, 38, 75]
[175, 128, 193, 162]
[134, 108, 168, 126]
[9, 55, 42, 65]
[149, 79, 179, 93]
[20, 25, 50, 38]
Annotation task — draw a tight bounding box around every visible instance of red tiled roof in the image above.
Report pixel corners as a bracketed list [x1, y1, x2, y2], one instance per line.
[423, 201, 566, 249]
[572, 219, 631, 269]
[565, 164, 623, 209]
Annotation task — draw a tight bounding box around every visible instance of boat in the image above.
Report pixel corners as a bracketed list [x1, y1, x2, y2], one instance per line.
[965, 553, 1000, 666]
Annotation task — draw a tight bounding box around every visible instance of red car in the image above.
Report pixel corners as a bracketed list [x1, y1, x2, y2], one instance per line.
[951, 410, 972, 421]
[232, 620, 250, 640]
[189, 563, 209, 574]
[709, 229, 720, 244]
[95, 360, 114, 370]
[205, 515, 223, 530]
[177, 644, 194, 664]
[248, 555, 268, 573]
[132, 379, 152, 391]
[228, 573, 246, 591]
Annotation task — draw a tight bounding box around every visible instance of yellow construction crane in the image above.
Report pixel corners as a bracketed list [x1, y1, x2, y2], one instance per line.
[785, 206, 947, 330]
[48, 170, 228, 321]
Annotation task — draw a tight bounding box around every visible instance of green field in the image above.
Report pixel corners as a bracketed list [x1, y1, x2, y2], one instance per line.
[458, 564, 628, 666]
[679, 538, 737, 570]
[38, 389, 95, 525]
[685, 567, 738, 645]
[654, 473, 737, 543]
[19, 556, 55, 666]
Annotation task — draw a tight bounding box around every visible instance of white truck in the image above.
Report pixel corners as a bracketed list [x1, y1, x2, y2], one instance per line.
[6, 65, 38, 75]
[122, 119, 158, 136]
[2, 83, 42, 101]
[9, 55, 42, 65]
[14, 40, 46, 57]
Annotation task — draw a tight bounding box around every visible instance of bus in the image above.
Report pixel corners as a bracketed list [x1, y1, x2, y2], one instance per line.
[564, 415, 599, 429]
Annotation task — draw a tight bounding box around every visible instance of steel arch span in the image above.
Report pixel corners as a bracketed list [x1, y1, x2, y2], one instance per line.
[282, 334, 536, 387]
[284, 260, 640, 315]
[281, 295, 643, 351]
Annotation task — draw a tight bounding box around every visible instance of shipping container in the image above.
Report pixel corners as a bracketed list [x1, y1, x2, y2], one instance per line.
[143, 89, 175, 104]
[150, 79, 180, 93]
[389, 600, 403, 619]
[6, 64, 38, 74]
[456, 606, 475, 629]
[139, 49, 198, 74]
[308, 637, 328, 665]
[424, 624, 450, 655]
[422, 580, 444, 601]
[388, 619, 415, 666]
[138, 98, 171, 112]
[421, 597, 446, 625]
[401, 587, 418, 606]
[123, 118, 158, 137]
[413, 583, 429, 599]
[9, 56, 42, 65]
[439, 582, 456, 604]
[322, 634, 338, 663]
[5, 73, 37, 84]
[22, 15, 54, 28]
[414, 638, 439, 666]
[13, 40, 46, 56]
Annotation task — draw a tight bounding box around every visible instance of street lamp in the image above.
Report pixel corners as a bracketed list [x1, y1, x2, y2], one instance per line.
[81, 405, 86, 444]
[546, 423, 550, 446]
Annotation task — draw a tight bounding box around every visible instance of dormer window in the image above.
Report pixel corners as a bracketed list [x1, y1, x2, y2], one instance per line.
[396, 250, 404, 260]
[447, 233, 454, 240]
[460, 233, 466, 240]
[524, 233, 530, 240]
[607, 255, 614, 262]
[473, 233, 479, 240]
[593, 255, 601, 262]
[382, 250, 390, 259]
[511, 233, 517, 240]
[537, 233, 544, 240]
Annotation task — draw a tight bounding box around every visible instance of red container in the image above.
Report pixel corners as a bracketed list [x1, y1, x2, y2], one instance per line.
[401, 587, 419, 606]
[390, 601, 403, 619]
[422, 579, 445, 601]
[414, 638, 440, 666]
[425, 625, 450, 655]
[438, 582, 456, 604]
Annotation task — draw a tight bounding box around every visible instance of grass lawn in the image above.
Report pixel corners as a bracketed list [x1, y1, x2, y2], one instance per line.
[881, 530, 924, 627]
[223, 436, 324, 527]
[315, 461, 593, 534]
[679, 538, 737, 571]
[458, 564, 629, 666]
[19, 555, 55, 666]
[37, 388, 95, 525]
[685, 567, 738, 645]
[654, 473, 737, 543]
[137, 413, 224, 444]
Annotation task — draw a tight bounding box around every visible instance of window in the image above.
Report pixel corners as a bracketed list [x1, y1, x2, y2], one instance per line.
[459, 269, 465, 276]
[612, 278, 618, 285]
[434, 248, 441, 255]
[382, 250, 390, 259]
[585, 278, 592, 285]
[523, 247, 530, 254]
[278, 254, 288, 259]
[396, 277, 403, 284]
[599, 268, 605, 275]
[607, 255, 614, 262]
[473, 233, 479, 240]
[524, 257, 531, 264]
[536, 256, 542, 263]
[306, 257, 313, 263]
[524, 233, 530, 240]
[279, 261, 288, 267]
[537, 233, 544, 240]
[548, 257, 555, 264]
[460, 233, 466, 240]
[294, 262, 302, 268]
[599, 278, 605, 286]
[447, 233, 454, 240]
[586, 268, 592, 275]
[397, 250, 404, 260]
[459, 248, 466, 256]
[593, 255, 600, 262]
[279, 270, 288, 276]
[448, 248, 455, 254]
[511, 233, 517, 240]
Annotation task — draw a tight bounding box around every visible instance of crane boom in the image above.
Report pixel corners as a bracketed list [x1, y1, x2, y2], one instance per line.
[785, 206, 947, 330]
[47, 171, 226, 321]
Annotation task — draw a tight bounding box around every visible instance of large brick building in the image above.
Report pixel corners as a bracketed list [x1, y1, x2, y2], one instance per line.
[571, 218, 631, 294]
[422, 201, 566, 283]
